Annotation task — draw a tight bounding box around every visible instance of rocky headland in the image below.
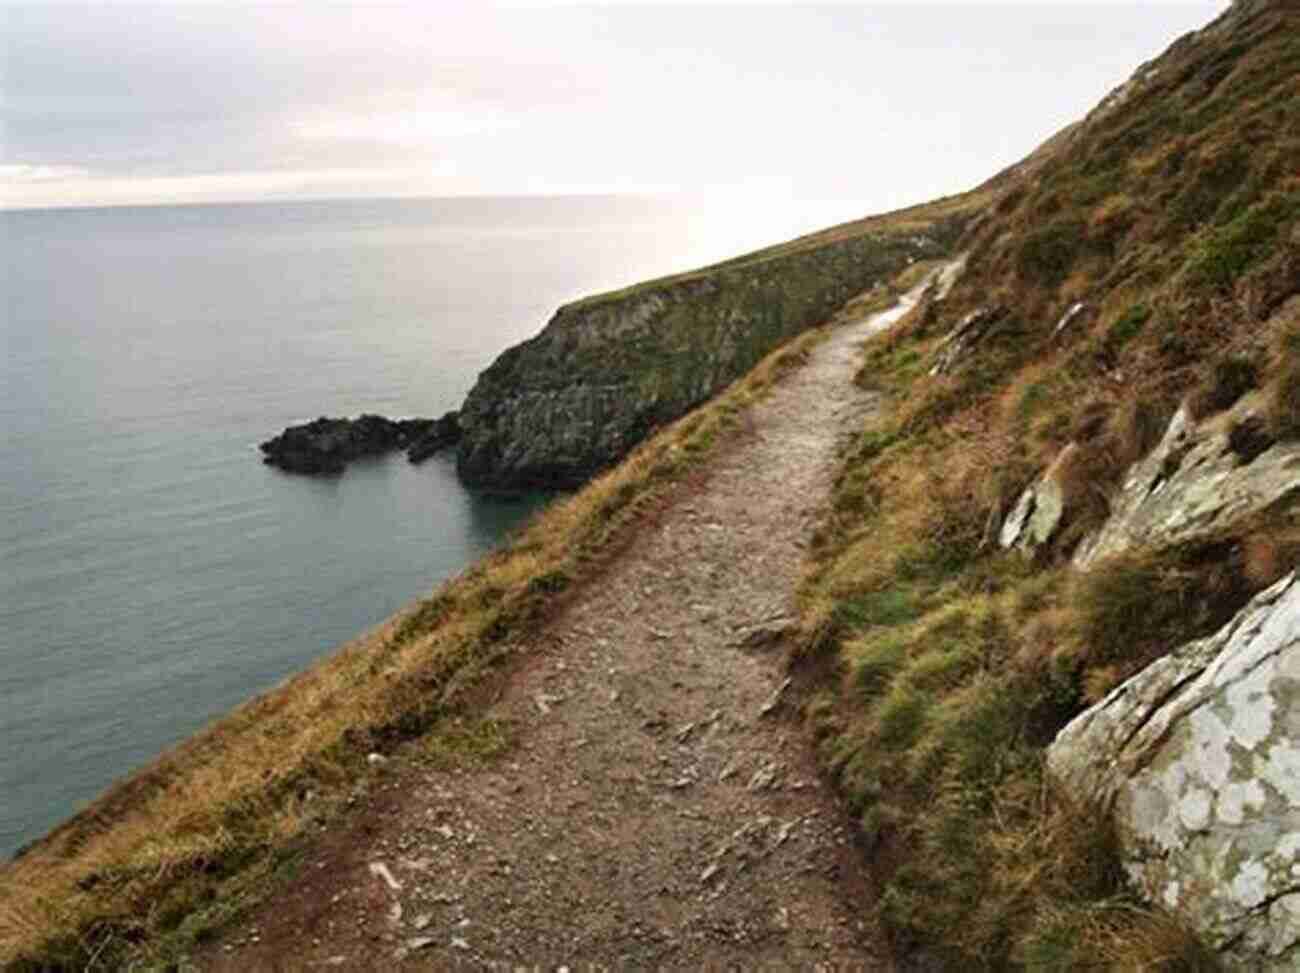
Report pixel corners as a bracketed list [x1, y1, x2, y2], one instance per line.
[260, 412, 460, 475]
[454, 214, 969, 490]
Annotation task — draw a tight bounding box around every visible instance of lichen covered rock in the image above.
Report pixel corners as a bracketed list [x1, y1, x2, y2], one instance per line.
[1047, 572, 1300, 968]
[1074, 397, 1300, 569]
[928, 305, 1004, 376]
[998, 442, 1077, 553]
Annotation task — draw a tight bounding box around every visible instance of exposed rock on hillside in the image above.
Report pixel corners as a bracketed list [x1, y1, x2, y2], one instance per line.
[456, 225, 964, 490]
[1046, 572, 1300, 968]
[260, 412, 461, 475]
[1074, 397, 1300, 569]
[929, 305, 1004, 376]
[998, 442, 1077, 553]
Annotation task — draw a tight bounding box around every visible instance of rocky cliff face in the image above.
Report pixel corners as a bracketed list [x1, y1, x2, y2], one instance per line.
[456, 225, 961, 490]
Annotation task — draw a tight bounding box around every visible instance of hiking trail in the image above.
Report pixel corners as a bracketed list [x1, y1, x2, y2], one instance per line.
[200, 270, 941, 971]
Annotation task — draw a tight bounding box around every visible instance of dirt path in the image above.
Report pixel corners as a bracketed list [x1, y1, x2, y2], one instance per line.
[200, 276, 936, 972]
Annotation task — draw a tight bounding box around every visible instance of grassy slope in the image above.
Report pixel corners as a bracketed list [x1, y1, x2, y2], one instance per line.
[4, 4, 1297, 968]
[564, 190, 984, 312]
[797, 2, 1299, 967]
[0, 194, 979, 970]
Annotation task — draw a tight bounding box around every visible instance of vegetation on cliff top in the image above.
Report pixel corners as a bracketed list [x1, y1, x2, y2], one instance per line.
[797, 0, 1299, 965]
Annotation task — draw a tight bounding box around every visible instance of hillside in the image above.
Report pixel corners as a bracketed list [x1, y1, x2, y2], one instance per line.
[2, 0, 1298, 968]
[798, 0, 1299, 965]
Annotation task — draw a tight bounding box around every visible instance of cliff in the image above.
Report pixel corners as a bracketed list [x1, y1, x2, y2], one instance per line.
[3, 1, 1297, 968]
[456, 206, 973, 489]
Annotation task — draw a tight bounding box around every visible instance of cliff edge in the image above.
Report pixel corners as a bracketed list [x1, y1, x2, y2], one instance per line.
[456, 205, 973, 490]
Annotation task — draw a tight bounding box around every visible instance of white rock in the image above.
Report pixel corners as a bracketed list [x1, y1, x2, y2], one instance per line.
[1052, 301, 1086, 337]
[368, 861, 402, 892]
[998, 443, 1077, 553]
[1047, 573, 1300, 968]
[1075, 399, 1300, 569]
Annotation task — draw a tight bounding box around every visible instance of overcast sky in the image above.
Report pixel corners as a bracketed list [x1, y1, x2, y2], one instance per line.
[3, 2, 1229, 216]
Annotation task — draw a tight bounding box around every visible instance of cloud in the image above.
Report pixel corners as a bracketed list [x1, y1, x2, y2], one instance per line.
[2, 2, 1230, 209]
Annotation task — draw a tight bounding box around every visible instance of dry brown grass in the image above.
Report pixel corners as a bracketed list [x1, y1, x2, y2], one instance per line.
[0, 316, 834, 970]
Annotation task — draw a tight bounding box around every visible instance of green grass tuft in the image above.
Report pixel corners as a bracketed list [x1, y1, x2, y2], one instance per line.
[1185, 191, 1300, 291]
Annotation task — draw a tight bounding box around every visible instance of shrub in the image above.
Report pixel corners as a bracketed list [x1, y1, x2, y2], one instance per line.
[847, 631, 911, 697]
[1185, 191, 1300, 291]
[1017, 220, 1087, 287]
[1268, 326, 1300, 439]
[1075, 556, 1196, 667]
[1105, 303, 1152, 353]
[1190, 354, 1260, 417]
[1167, 146, 1251, 232]
[1270, 368, 1300, 440]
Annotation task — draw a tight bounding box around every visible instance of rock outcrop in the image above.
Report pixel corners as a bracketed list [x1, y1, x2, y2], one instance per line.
[1074, 397, 1300, 569]
[1046, 573, 1300, 968]
[998, 442, 1077, 553]
[456, 227, 961, 490]
[929, 306, 1005, 376]
[260, 412, 460, 475]
[404, 413, 463, 463]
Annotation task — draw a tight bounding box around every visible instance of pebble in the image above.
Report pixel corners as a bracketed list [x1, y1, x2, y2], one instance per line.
[368, 861, 402, 892]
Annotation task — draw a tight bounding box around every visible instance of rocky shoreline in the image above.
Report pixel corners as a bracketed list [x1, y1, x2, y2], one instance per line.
[259, 412, 460, 475]
[260, 209, 971, 490]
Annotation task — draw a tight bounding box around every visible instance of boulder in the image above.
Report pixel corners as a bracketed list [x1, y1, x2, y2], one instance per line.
[1046, 573, 1300, 968]
[998, 442, 1077, 553]
[929, 306, 1005, 376]
[1074, 397, 1300, 569]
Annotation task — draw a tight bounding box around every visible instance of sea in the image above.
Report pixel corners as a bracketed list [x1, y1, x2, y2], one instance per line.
[0, 193, 859, 859]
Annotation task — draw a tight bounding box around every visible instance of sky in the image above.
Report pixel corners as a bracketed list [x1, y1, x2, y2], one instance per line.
[2, 1, 1230, 219]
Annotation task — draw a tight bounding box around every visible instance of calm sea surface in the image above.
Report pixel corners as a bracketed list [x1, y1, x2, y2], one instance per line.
[0, 194, 794, 857]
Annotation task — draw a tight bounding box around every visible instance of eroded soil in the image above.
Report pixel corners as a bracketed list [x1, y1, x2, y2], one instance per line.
[198, 288, 921, 972]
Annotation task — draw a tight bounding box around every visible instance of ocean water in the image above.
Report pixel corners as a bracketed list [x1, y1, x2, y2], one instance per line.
[0, 194, 790, 858]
